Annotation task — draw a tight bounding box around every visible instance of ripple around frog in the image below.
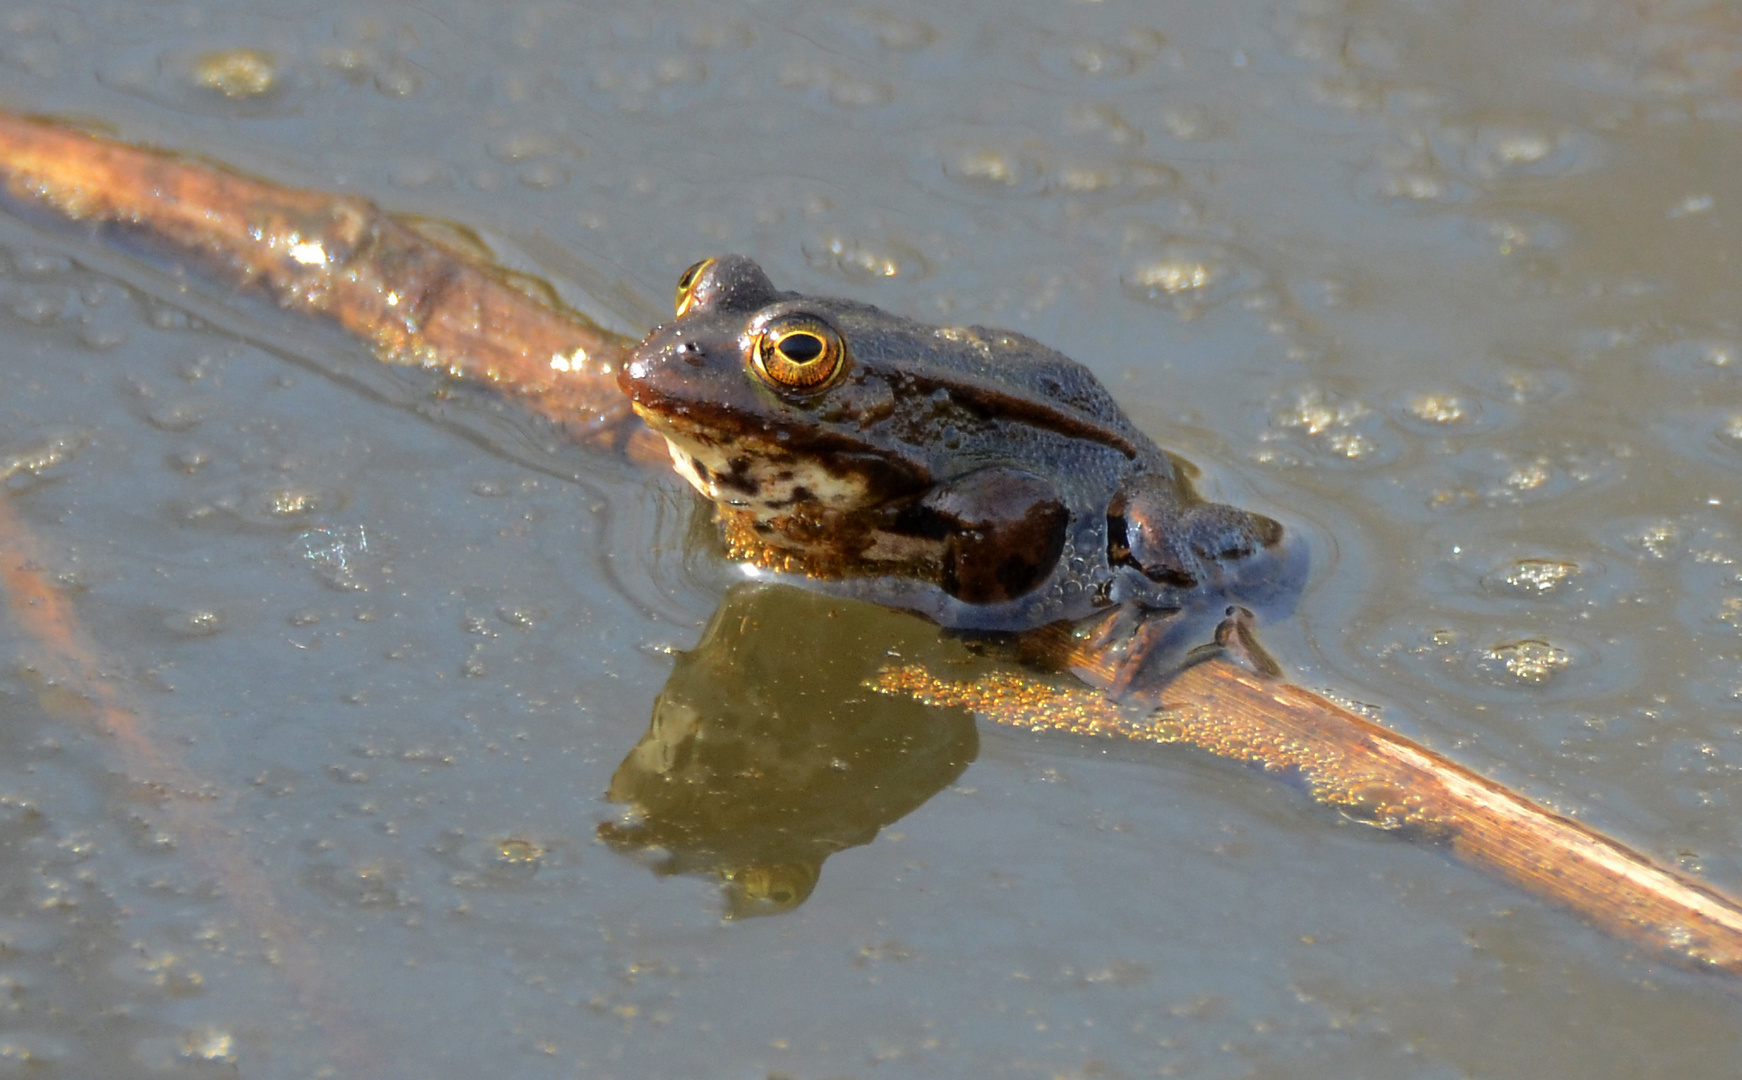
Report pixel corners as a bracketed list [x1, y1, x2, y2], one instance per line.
[4, 197, 685, 635]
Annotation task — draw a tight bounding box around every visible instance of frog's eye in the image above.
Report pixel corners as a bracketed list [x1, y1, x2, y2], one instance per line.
[674, 258, 716, 317]
[750, 315, 849, 393]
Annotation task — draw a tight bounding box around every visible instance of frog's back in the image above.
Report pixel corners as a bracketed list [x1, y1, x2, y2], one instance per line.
[814, 298, 1169, 475]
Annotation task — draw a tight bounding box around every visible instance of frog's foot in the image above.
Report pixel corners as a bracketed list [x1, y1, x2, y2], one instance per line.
[1182, 605, 1283, 680]
[1110, 475, 1285, 591]
[1009, 604, 1193, 699]
[1012, 603, 1280, 698]
[1104, 604, 1282, 697]
[1100, 608, 1184, 698]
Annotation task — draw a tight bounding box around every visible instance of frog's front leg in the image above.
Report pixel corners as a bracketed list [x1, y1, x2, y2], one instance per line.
[915, 466, 1069, 604]
[1072, 604, 1188, 696]
[1108, 474, 1284, 591]
[1051, 474, 1288, 695]
[1037, 602, 1282, 701]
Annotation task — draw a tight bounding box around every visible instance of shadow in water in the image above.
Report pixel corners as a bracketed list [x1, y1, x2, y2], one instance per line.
[601, 583, 981, 917]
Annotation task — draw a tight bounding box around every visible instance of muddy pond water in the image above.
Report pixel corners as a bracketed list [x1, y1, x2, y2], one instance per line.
[3, 0, 1742, 1076]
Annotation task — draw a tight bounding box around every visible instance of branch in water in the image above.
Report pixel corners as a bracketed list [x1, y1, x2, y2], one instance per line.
[0, 110, 667, 463]
[874, 649, 1742, 976]
[0, 489, 378, 1072]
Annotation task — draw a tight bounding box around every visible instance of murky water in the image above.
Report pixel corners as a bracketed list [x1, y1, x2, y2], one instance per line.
[2, 0, 1742, 1076]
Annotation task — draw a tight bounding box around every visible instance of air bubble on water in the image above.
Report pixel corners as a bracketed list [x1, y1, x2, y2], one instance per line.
[1404, 392, 1470, 426]
[2, 433, 83, 488]
[10, 290, 64, 325]
[163, 609, 225, 638]
[1668, 194, 1714, 218]
[1120, 236, 1259, 317]
[0, 1035, 66, 1067]
[1160, 103, 1223, 142]
[1432, 121, 1601, 183]
[1257, 387, 1394, 466]
[295, 525, 372, 591]
[1485, 558, 1582, 597]
[1629, 520, 1681, 559]
[948, 147, 1030, 189]
[169, 447, 212, 474]
[497, 605, 544, 630]
[495, 837, 544, 869]
[12, 251, 71, 278]
[145, 400, 210, 433]
[1068, 103, 1144, 147]
[188, 48, 278, 98]
[803, 235, 931, 284]
[1476, 639, 1572, 686]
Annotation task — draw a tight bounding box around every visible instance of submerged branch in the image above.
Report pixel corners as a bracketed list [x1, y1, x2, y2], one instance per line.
[0, 491, 378, 1072]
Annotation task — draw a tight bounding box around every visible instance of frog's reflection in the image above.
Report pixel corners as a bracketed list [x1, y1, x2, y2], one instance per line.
[600, 583, 979, 917]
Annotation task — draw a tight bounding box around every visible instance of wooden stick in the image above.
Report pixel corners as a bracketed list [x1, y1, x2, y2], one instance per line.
[875, 652, 1742, 975]
[0, 110, 667, 463]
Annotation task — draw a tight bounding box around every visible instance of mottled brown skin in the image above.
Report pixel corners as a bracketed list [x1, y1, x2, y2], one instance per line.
[620, 256, 1290, 644]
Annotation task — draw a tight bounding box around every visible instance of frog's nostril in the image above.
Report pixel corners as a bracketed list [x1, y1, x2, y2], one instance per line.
[675, 341, 706, 366]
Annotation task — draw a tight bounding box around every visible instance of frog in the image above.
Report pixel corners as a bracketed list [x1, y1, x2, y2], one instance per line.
[619, 255, 1295, 690]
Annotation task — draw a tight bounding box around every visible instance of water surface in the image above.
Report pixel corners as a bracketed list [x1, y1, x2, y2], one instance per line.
[2, 0, 1742, 1076]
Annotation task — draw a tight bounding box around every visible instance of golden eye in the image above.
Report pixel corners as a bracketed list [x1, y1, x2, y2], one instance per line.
[750, 315, 849, 393]
[674, 257, 716, 317]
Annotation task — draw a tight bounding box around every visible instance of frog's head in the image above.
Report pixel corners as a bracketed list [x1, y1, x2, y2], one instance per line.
[620, 256, 932, 548]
